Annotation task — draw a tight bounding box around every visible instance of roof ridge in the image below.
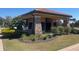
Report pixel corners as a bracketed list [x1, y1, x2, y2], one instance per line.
[34, 8, 72, 17]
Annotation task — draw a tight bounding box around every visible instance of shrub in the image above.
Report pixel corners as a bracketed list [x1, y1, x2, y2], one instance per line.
[71, 28, 79, 34]
[64, 27, 72, 34]
[30, 35, 36, 41]
[20, 33, 53, 42]
[1, 28, 16, 38]
[41, 34, 48, 40]
[20, 34, 49, 42]
[20, 34, 36, 42]
[15, 30, 22, 36]
[1, 28, 15, 34]
[51, 26, 64, 35]
[46, 33, 53, 38]
[37, 33, 53, 40]
[35, 34, 41, 40]
[51, 26, 72, 35]
[51, 27, 57, 34]
[56, 26, 64, 34]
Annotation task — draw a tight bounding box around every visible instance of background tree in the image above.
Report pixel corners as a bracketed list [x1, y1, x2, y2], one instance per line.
[3, 16, 13, 27]
[11, 16, 22, 26]
[0, 17, 5, 27]
[74, 20, 79, 27]
[70, 18, 76, 27]
[11, 16, 25, 30]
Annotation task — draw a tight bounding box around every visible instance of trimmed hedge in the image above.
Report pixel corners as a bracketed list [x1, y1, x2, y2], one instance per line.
[64, 27, 72, 34]
[1, 28, 15, 33]
[57, 26, 64, 34]
[51, 26, 72, 35]
[71, 28, 79, 34]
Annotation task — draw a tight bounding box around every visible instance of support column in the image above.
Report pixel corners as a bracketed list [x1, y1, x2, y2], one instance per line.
[64, 18, 70, 27]
[34, 16, 42, 34]
[67, 18, 70, 27]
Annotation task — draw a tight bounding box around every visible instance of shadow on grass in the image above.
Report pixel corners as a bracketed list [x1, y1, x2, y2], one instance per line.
[0, 34, 22, 40]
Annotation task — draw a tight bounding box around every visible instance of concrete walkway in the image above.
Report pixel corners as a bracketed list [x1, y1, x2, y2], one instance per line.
[0, 39, 3, 51]
[59, 43, 79, 51]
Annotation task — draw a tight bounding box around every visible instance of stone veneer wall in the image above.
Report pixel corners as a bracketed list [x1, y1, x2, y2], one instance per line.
[34, 16, 42, 34]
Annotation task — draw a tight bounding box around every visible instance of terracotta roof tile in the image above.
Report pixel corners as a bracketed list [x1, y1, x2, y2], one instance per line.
[21, 8, 72, 17]
[35, 8, 72, 17]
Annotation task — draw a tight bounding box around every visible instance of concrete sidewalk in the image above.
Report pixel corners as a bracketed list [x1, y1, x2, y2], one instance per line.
[59, 43, 79, 51]
[0, 39, 3, 51]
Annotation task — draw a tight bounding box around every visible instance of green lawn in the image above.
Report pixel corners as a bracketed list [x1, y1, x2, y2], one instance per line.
[2, 34, 79, 51]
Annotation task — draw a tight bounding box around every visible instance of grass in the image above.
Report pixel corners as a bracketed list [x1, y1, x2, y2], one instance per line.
[2, 34, 79, 51]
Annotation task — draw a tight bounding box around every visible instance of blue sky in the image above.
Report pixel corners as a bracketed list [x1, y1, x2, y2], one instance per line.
[0, 8, 79, 20]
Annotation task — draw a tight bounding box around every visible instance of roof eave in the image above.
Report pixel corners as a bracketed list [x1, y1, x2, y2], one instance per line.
[20, 9, 72, 17]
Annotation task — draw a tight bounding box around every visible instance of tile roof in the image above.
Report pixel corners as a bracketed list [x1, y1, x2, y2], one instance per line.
[21, 8, 72, 17]
[35, 8, 72, 17]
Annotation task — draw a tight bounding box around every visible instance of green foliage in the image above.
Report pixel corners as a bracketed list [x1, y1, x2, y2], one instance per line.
[3, 16, 13, 27]
[12, 18, 24, 31]
[1, 28, 15, 34]
[51, 27, 57, 33]
[20, 34, 36, 42]
[20, 34, 50, 42]
[12, 16, 23, 26]
[51, 26, 64, 34]
[35, 34, 48, 40]
[51, 26, 72, 35]
[1, 28, 16, 38]
[0, 17, 4, 26]
[71, 28, 79, 34]
[64, 27, 72, 34]
[57, 26, 64, 34]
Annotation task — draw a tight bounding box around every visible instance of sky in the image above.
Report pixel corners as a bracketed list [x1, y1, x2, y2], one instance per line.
[0, 8, 79, 20]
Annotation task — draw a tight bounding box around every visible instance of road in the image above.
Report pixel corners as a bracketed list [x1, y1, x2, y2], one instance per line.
[59, 43, 79, 51]
[0, 39, 3, 51]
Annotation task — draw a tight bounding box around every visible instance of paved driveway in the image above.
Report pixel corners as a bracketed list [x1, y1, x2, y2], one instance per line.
[0, 39, 3, 51]
[59, 43, 79, 51]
